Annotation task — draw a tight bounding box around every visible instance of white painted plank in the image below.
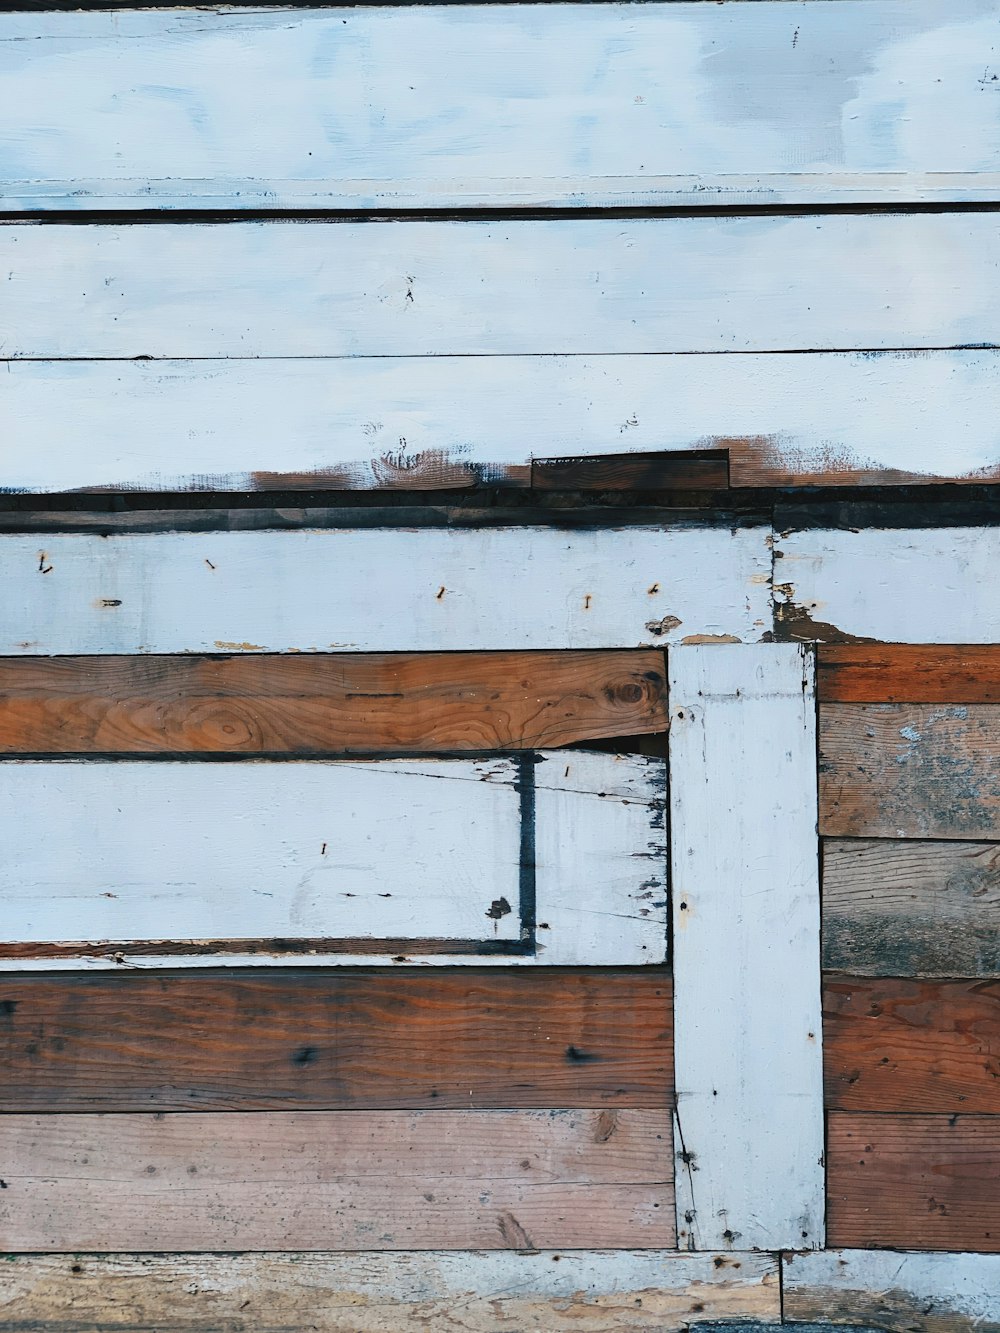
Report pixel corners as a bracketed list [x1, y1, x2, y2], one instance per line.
[0, 1251, 781, 1331]
[775, 527, 1000, 643]
[7, 350, 1000, 491]
[669, 644, 824, 1251]
[2, 214, 1000, 359]
[783, 1249, 1000, 1332]
[0, 527, 771, 654]
[0, 753, 666, 969]
[1, 3, 998, 210]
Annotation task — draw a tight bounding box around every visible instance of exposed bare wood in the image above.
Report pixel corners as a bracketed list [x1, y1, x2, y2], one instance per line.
[531, 453, 728, 493]
[818, 645, 1000, 704]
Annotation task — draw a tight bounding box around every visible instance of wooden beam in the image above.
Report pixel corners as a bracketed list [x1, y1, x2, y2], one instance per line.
[818, 645, 1000, 704]
[531, 453, 728, 493]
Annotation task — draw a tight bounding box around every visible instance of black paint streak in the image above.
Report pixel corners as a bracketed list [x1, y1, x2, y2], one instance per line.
[517, 754, 537, 957]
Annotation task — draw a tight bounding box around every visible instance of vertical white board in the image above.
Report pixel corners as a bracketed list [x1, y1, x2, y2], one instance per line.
[669, 644, 823, 1251]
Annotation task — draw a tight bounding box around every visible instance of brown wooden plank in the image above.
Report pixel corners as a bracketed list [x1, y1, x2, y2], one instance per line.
[824, 977, 1000, 1113]
[827, 1112, 1000, 1252]
[531, 451, 728, 491]
[819, 703, 1000, 839]
[0, 968, 672, 1112]
[818, 645, 1000, 704]
[0, 1109, 676, 1251]
[0, 650, 667, 754]
[822, 838, 1000, 977]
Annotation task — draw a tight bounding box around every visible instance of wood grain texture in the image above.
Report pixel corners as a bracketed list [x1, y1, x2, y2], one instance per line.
[827, 1112, 1000, 1252]
[10, 351, 1000, 492]
[0, 651, 667, 755]
[0, 527, 771, 654]
[824, 977, 1000, 1113]
[7, 216, 1000, 361]
[820, 703, 1000, 839]
[818, 645, 1000, 704]
[0, 1251, 780, 1332]
[823, 838, 1000, 977]
[783, 1249, 1000, 1333]
[0, 968, 672, 1112]
[775, 528, 1000, 644]
[669, 644, 824, 1251]
[0, 1109, 676, 1252]
[4, 2, 1000, 211]
[0, 752, 667, 969]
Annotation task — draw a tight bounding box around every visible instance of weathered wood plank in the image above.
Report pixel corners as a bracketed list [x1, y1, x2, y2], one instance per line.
[820, 703, 1000, 839]
[775, 528, 1000, 644]
[0, 1109, 676, 1251]
[818, 645, 1000, 704]
[0, 651, 667, 755]
[0, 1250, 779, 1332]
[531, 453, 728, 493]
[0, 968, 672, 1112]
[10, 351, 1000, 491]
[822, 838, 1000, 977]
[0, 752, 666, 969]
[0, 527, 770, 653]
[827, 1112, 1000, 1252]
[4, 2, 999, 211]
[825, 976, 1000, 1113]
[5, 216, 1000, 361]
[783, 1249, 1000, 1333]
[669, 644, 824, 1251]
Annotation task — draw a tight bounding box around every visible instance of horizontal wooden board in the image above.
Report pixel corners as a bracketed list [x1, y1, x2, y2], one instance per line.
[0, 526, 770, 654]
[819, 645, 1000, 704]
[3, 2, 999, 210]
[825, 976, 1000, 1113]
[783, 1249, 1000, 1333]
[820, 703, 1000, 839]
[15, 350, 1000, 491]
[0, 968, 672, 1112]
[0, 1109, 676, 1252]
[0, 1251, 780, 1333]
[6, 216, 1000, 362]
[0, 752, 666, 969]
[823, 838, 1000, 977]
[775, 527, 1000, 644]
[0, 650, 667, 755]
[827, 1112, 1000, 1252]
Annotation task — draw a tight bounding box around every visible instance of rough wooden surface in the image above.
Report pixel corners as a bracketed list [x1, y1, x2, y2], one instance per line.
[824, 976, 1000, 1113]
[0, 968, 672, 1113]
[818, 645, 1000, 704]
[0, 1251, 780, 1332]
[0, 1109, 676, 1252]
[820, 703, 1000, 839]
[827, 1112, 1000, 1252]
[783, 1249, 1000, 1333]
[0, 650, 667, 755]
[531, 453, 728, 493]
[669, 644, 824, 1251]
[823, 838, 1000, 977]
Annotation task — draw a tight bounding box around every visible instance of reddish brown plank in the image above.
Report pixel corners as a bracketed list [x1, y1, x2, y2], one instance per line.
[0, 650, 667, 754]
[827, 1112, 1000, 1252]
[824, 977, 1000, 1113]
[531, 451, 728, 491]
[818, 645, 1000, 704]
[0, 968, 672, 1112]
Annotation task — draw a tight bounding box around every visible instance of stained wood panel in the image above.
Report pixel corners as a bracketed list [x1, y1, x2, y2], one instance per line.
[820, 703, 1000, 839]
[823, 838, 1000, 977]
[0, 752, 666, 968]
[825, 977, 1000, 1113]
[0, 968, 672, 1112]
[3, 2, 998, 211]
[669, 644, 824, 1251]
[775, 527, 1000, 643]
[0, 651, 667, 755]
[0, 1109, 676, 1251]
[783, 1249, 1000, 1333]
[818, 645, 1000, 704]
[827, 1112, 1000, 1252]
[0, 1251, 780, 1332]
[0, 527, 771, 654]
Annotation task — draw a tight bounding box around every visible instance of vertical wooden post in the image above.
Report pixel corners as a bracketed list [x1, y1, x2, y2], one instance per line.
[669, 643, 824, 1250]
